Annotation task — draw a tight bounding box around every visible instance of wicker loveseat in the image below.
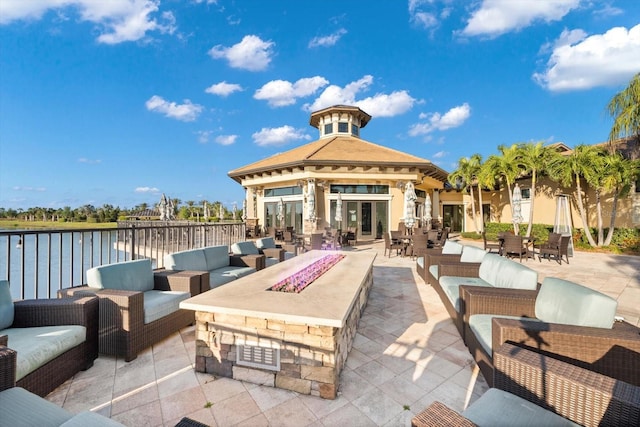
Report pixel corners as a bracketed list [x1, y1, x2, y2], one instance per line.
[164, 245, 262, 292]
[255, 237, 295, 261]
[0, 280, 98, 397]
[463, 276, 640, 388]
[415, 239, 464, 284]
[412, 342, 640, 427]
[58, 259, 197, 362]
[430, 253, 539, 339]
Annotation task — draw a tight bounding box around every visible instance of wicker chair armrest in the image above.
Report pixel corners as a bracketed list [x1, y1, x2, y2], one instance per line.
[230, 254, 265, 270]
[153, 270, 204, 295]
[0, 335, 7, 346]
[425, 253, 462, 266]
[438, 262, 481, 278]
[492, 318, 640, 386]
[261, 247, 285, 261]
[494, 342, 640, 426]
[461, 286, 537, 325]
[0, 345, 17, 392]
[411, 401, 478, 427]
[12, 296, 99, 328]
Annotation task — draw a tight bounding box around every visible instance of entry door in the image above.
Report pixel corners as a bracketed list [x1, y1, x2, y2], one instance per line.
[360, 202, 372, 237]
[443, 205, 463, 232]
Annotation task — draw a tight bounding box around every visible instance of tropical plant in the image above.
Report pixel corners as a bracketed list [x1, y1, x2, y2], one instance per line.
[484, 144, 523, 232]
[607, 72, 640, 150]
[448, 155, 482, 232]
[516, 142, 558, 237]
[548, 145, 601, 247]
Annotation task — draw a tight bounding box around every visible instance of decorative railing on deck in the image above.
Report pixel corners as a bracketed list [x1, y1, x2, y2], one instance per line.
[0, 221, 245, 301]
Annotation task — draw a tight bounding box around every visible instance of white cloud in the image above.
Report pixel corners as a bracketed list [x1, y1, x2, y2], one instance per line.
[134, 186, 159, 193]
[0, 0, 176, 44]
[205, 81, 243, 97]
[411, 12, 438, 29]
[145, 95, 203, 121]
[215, 135, 237, 145]
[461, 0, 579, 38]
[208, 35, 274, 71]
[196, 130, 212, 143]
[534, 24, 640, 91]
[304, 75, 416, 117]
[252, 126, 311, 147]
[408, 103, 471, 136]
[12, 186, 46, 192]
[432, 150, 448, 159]
[254, 76, 329, 107]
[78, 158, 102, 164]
[308, 28, 347, 48]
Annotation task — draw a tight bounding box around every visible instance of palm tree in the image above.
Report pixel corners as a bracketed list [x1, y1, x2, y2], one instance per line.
[185, 200, 195, 220]
[484, 144, 523, 232]
[548, 144, 600, 247]
[517, 142, 557, 237]
[600, 153, 638, 246]
[607, 72, 640, 152]
[449, 156, 481, 232]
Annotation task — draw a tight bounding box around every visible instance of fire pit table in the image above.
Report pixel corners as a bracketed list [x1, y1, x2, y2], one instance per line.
[179, 249, 376, 399]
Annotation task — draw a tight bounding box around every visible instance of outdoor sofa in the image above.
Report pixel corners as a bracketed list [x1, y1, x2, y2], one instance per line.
[164, 244, 262, 292]
[231, 240, 280, 268]
[463, 276, 640, 388]
[256, 236, 296, 260]
[0, 280, 99, 397]
[430, 252, 539, 339]
[415, 239, 464, 284]
[412, 342, 640, 427]
[58, 258, 197, 362]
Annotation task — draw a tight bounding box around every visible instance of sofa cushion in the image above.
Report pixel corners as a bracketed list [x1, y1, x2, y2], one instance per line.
[0, 386, 72, 426]
[416, 257, 424, 269]
[231, 241, 260, 256]
[203, 245, 231, 271]
[479, 254, 538, 290]
[462, 388, 580, 427]
[87, 259, 154, 292]
[225, 266, 257, 279]
[256, 237, 277, 249]
[442, 240, 463, 255]
[208, 270, 238, 290]
[535, 277, 617, 329]
[439, 276, 491, 312]
[4, 325, 86, 381]
[164, 249, 208, 272]
[143, 290, 191, 324]
[60, 411, 126, 426]
[428, 264, 438, 281]
[0, 280, 14, 330]
[460, 245, 487, 263]
[468, 314, 541, 355]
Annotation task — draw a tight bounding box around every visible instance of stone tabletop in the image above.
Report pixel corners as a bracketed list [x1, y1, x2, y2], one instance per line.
[180, 249, 377, 327]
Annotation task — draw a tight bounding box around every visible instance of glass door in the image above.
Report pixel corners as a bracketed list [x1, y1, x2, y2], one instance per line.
[360, 202, 372, 237]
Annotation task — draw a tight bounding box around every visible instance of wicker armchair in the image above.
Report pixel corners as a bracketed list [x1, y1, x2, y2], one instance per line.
[461, 277, 640, 388]
[0, 294, 99, 397]
[412, 343, 640, 427]
[536, 234, 571, 264]
[481, 230, 501, 254]
[58, 259, 198, 362]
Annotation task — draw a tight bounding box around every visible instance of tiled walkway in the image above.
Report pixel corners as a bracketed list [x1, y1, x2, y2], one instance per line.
[45, 239, 639, 426]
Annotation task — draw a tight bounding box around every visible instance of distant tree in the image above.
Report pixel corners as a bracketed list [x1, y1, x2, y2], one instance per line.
[607, 72, 640, 151]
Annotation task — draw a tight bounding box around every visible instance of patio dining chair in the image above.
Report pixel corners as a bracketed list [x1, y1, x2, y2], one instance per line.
[482, 230, 501, 254]
[501, 234, 533, 262]
[383, 232, 404, 257]
[537, 234, 570, 264]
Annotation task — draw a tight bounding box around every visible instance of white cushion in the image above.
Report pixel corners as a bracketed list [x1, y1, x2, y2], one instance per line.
[460, 245, 487, 263]
[143, 290, 190, 324]
[87, 259, 154, 292]
[441, 240, 463, 254]
[0, 280, 14, 330]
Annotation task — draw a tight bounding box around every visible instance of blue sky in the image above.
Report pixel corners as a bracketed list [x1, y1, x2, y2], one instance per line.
[1, 0, 638, 212]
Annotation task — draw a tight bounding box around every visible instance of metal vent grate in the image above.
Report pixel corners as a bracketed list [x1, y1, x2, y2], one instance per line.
[237, 345, 280, 371]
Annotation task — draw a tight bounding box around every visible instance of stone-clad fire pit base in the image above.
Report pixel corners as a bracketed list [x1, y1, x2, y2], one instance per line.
[182, 250, 376, 399]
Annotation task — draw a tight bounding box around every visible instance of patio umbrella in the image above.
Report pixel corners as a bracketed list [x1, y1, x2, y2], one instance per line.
[203, 201, 208, 221]
[403, 181, 417, 230]
[219, 204, 224, 221]
[335, 192, 343, 225]
[512, 183, 523, 234]
[277, 197, 284, 227]
[306, 180, 316, 222]
[423, 193, 432, 227]
[242, 199, 247, 221]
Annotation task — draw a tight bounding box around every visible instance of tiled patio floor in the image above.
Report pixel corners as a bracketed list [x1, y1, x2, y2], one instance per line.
[45, 238, 639, 426]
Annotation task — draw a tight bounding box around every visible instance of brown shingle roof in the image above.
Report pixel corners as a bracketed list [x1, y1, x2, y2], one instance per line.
[228, 136, 449, 182]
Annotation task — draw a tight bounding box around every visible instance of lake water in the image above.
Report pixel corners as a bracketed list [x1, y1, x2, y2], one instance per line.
[0, 231, 131, 300]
